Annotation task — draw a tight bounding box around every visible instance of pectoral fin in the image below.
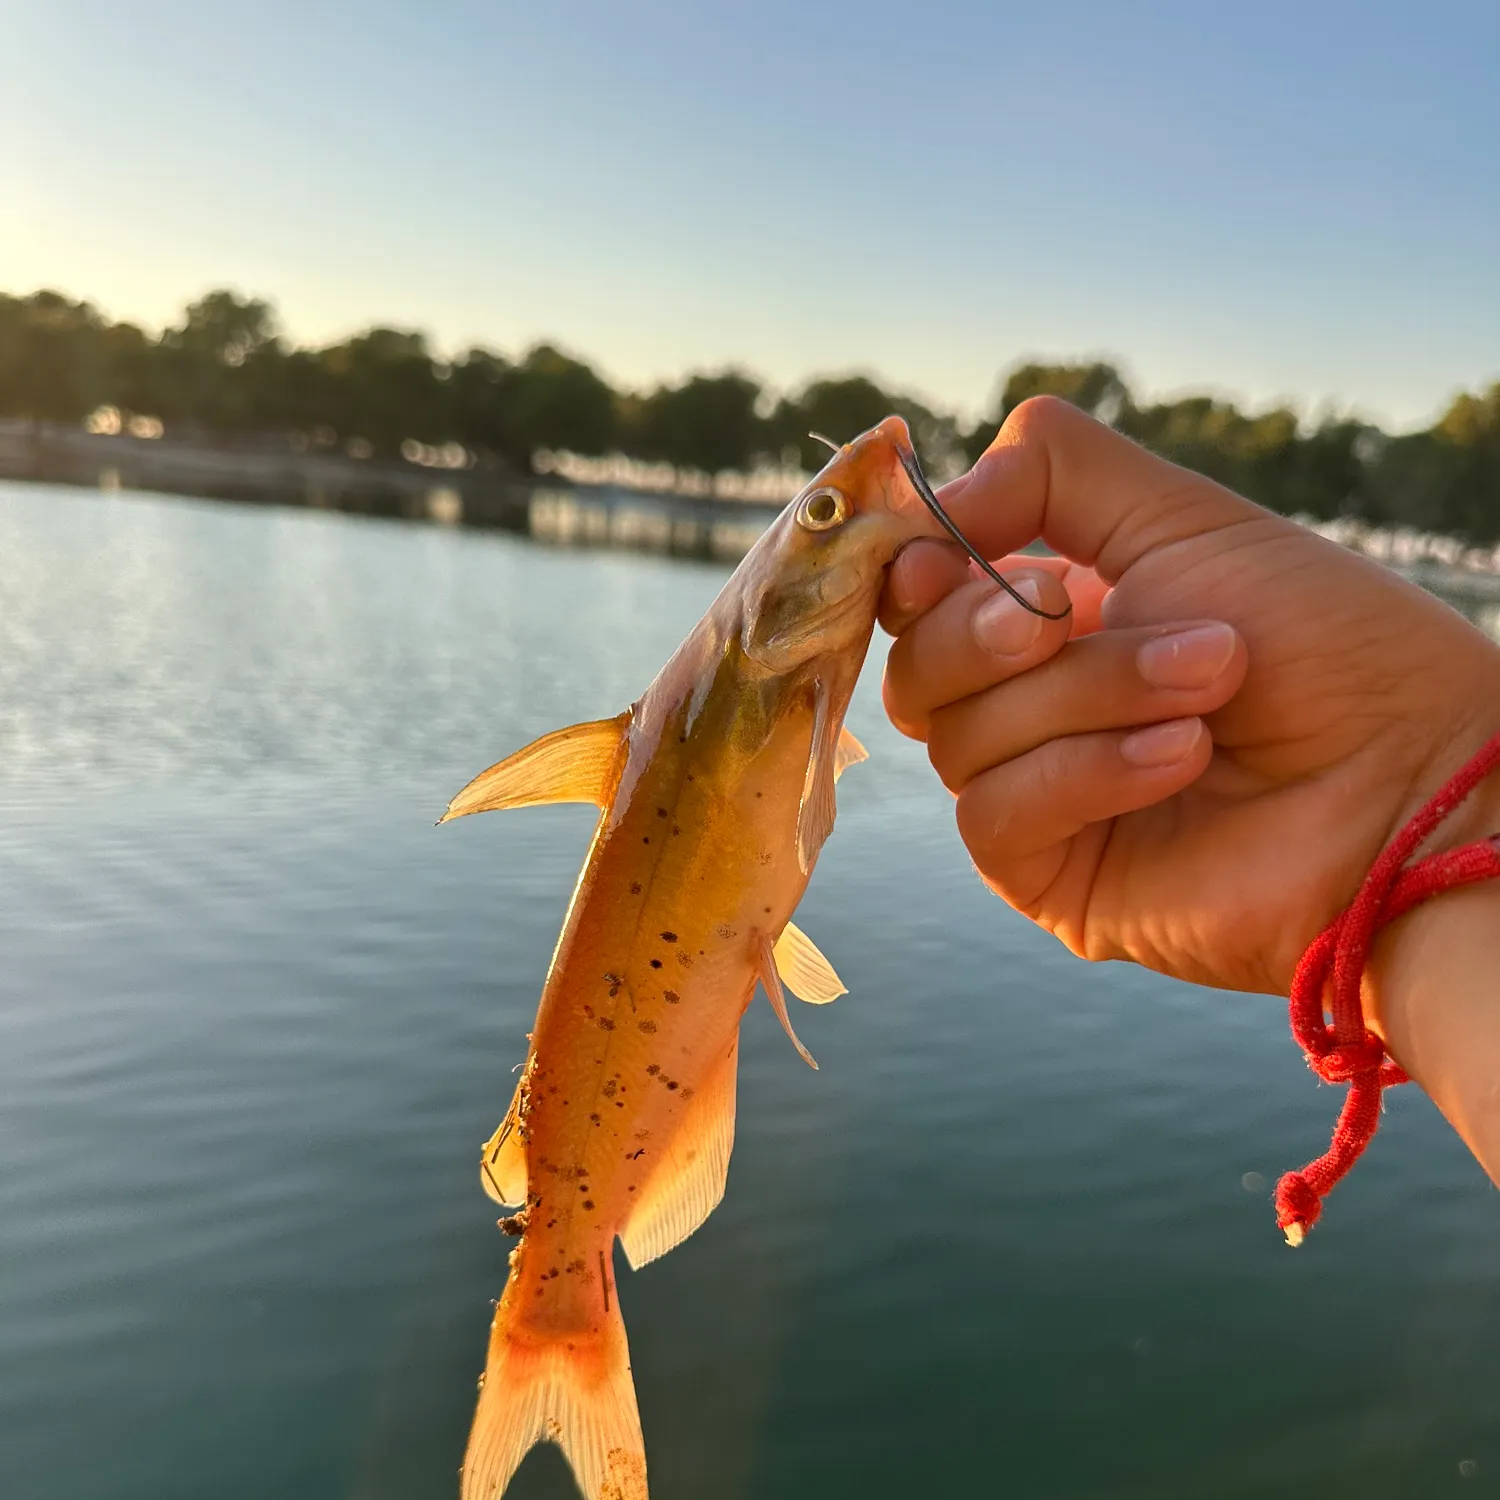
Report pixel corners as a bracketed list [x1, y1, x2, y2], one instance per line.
[439, 711, 631, 824]
[479, 1081, 529, 1207]
[773, 921, 847, 1005]
[796, 680, 839, 874]
[755, 931, 818, 1070]
[833, 726, 868, 782]
[619, 1036, 739, 1270]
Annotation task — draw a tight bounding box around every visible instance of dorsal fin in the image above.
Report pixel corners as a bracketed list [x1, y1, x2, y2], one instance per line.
[618, 1036, 740, 1270]
[439, 712, 631, 824]
[773, 921, 847, 1005]
[479, 1076, 529, 1207]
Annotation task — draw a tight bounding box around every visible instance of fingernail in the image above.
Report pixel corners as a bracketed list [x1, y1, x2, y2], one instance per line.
[1137, 623, 1236, 690]
[972, 578, 1044, 658]
[1120, 718, 1202, 767]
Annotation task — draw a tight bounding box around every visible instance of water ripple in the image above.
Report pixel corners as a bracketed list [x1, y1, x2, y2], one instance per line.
[1, 482, 1497, 1500]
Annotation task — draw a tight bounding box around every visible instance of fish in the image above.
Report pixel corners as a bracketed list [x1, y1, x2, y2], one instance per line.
[441, 416, 964, 1500]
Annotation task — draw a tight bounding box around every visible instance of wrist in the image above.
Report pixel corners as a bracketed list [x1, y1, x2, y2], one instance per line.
[1418, 632, 1500, 841]
[1364, 753, 1500, 1183]
[1433, 723, 1500, 851]
[1272, 633, 1500, 1237]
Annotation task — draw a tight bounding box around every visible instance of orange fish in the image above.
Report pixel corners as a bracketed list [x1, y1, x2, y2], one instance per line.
[442, 417, 976, 1500]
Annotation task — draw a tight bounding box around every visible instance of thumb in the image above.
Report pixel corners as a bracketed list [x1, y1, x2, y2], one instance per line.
[936, 397, 1270, 583]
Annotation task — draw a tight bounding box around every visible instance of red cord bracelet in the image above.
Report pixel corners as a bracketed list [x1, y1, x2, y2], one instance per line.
[1275, 732, 1500, 1246]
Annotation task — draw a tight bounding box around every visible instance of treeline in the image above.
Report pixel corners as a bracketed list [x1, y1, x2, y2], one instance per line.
[2, 287, 1498, 541]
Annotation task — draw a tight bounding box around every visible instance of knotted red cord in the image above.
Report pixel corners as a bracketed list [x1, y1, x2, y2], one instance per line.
[1275, 732, 1500, 1246]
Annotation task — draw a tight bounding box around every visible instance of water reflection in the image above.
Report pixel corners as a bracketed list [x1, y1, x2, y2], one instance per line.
[0, 480, 1497, 1500]
[1393, 562, 1500, 642]
[1464, 599, 1500, 642]
[527, 487, 767, 560]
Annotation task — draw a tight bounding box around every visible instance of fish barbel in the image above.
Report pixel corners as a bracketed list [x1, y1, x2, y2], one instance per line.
[442, 416, 960, 1500]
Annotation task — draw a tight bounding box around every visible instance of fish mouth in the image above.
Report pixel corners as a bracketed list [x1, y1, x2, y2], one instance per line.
[895, 446, 1072, 623]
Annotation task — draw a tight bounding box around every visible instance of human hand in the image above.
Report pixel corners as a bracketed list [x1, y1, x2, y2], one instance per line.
[881, 397, 1500, 1000]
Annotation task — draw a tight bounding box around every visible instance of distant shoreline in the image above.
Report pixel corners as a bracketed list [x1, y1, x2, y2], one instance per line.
[0, 420, 781, 562]
[6, 287, 1498, 556]
[4, 420, 1498, 593]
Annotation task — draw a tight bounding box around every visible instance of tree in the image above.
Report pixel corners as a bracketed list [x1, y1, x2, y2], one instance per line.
[145, 290, 282, 434]
[168, 290, 277, 367]
[447, 348, 517, 466]
[499, 345, 617, 469]
[628, 372, 765, 475]
[962, 361, 1129, 463]
[1364, 384, 1500, 542]
[0, 290, 109, 422]
[100, 321, 158, 420]
[1280, 417, 1372, 521]
[0, 277, 1493, 543]
[316, 328, 446, 457]
[770, 375, 901, 472]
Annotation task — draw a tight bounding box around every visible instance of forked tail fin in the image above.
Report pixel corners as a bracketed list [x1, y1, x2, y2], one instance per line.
[461, 1280, 647, 1500]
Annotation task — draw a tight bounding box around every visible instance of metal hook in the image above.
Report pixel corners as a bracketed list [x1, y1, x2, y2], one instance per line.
[895, 447, 1072, 621]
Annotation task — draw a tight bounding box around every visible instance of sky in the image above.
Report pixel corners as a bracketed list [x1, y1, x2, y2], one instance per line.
[4, 0, 1497, 431]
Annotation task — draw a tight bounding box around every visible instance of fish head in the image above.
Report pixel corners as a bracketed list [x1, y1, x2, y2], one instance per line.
[740, 415, 950, 672]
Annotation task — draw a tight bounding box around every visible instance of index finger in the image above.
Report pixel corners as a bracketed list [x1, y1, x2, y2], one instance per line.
[933, 397, 1271, 584]
[880, 547, 1112, 638]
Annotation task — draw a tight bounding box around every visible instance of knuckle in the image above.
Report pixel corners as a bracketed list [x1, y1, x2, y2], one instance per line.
[880, 653, 913, 710]
[972, 850, 1016, 904]
[875, 598, 908, 638]
[924, 714, 968, 794]
[894, 607, 945, 673]
[1001, 394, 1079, 444]
[1054, 633, 1131, 717]
[1026, 739, 1073, 804]
[955, 776, 1013, 856]
[1018, 734, 1105, 825]
[881, 671, 927, 741]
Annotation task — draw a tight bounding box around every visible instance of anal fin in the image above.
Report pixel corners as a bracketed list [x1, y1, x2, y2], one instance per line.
[618, 1036, 739, 1270]
[440, 711, 631, 824]
[479, 1077, 529, 1207]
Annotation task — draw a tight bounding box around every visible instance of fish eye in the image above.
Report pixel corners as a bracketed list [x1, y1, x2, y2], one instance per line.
[797, 486, 849, 532]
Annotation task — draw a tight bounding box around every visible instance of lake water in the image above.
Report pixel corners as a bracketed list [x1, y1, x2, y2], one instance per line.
[2, 479, 1498, 1500]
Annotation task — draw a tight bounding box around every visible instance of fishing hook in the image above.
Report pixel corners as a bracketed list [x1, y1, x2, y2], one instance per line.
[895, 447, 1072, 621]
[808, 431, 842, 454]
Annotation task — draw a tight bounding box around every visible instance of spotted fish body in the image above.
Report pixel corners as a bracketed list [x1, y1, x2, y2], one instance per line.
[444, 417, 945, 1500]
